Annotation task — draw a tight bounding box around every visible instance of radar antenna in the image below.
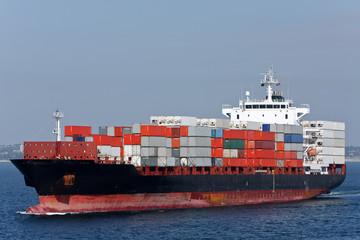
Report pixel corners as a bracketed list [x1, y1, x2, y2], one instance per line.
[52, 109, 64, 142]
[260, 66, 280, 102]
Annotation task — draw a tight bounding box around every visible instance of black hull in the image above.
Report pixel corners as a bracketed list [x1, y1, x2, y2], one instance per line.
[11, 159, 345, 196]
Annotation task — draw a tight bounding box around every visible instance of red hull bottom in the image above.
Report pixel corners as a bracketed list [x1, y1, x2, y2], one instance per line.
[26, 189, 328, 215]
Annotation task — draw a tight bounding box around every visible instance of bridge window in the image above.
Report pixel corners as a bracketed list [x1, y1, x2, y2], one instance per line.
[245, 105, 252, 109]
[253, 105, 259, 109]
[266, 105, 273, 109]
[281, 105, 286, 109]
[260, 105, 266, 109]
[274, 105, 280, 109]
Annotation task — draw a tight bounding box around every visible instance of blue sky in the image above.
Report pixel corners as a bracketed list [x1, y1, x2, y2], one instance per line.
[0, 1, 359, 145]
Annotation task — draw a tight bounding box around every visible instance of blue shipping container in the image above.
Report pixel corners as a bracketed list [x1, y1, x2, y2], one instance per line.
[284, 134, 303, 143]
[211, 129, 216, 138]
[215, 129, 223, 138]
[76, 137, 85, 141]
[263, 124, 270, 132]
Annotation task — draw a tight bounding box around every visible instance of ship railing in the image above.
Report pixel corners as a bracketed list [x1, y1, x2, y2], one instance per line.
[301, 104, 310, 109]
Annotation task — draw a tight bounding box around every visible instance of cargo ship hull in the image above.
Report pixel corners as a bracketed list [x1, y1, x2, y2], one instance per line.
[12, 159, 345, 214]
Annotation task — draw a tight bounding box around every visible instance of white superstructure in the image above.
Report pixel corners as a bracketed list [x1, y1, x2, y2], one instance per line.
[222, 67, 310, 125]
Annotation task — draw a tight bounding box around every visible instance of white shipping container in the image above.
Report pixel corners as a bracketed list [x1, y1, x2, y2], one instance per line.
[230, 149, 238, 158]
[157, 157, 167, 166]
[173, 116, 197, 126]
[334, 155, 345, 164]
[158, 147, 167, 157]
[284, 124, 303, 134]
[166, 138, 172, 148]
[166, 148, 172, 157]
[297, 151, 303, 160]
[167, 157, 177, 167]
[246, 121, 263, 131]
[334, 130, 345, 139]
[132, 123, 141, 134]
[124, 145, 133, 156]
[85, 137, 94, 142]
[275, 133, 284, 142]
[284, 143, 303, 151]
[316, 121, 335, 130]
[318, 130, 334, 139]
[334, 139, 345, 148]
[97, 145, 112, 156]
[132, 156, 141, 166]
[111, 147, 121, 157]
[199, 118, 209, 127]
[187, 127, 212, 137]
[223, 149, 231, 158]
[276, 124, 285, 133]
[133, 145, 141, 155]
[107, 127, 115, 136]
[334, 122, 345, 131]
[165, 116, 174, 125]
[270, 124, 277, 132]
[64, 136, 73, 142]
[188, 157, 212, 167]
[141, 147, 158, 157]
[208, 118, 231, 129]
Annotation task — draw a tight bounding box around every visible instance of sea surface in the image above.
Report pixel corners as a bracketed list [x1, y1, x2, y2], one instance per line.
[1, 161, 359, 240]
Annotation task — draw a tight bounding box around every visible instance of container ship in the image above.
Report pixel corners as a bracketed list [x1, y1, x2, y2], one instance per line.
[11, 68, 346, 214]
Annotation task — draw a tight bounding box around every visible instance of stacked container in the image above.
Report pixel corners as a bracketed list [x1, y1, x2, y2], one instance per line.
[302, 121, 345, 167]
[180, 126, 212, 166]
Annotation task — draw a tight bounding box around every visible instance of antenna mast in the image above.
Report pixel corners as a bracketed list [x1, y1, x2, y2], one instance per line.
[53, 109, 64, 142]
[261, 66, 279, 102]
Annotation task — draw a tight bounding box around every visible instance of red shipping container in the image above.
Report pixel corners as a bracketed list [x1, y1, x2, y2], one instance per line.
[166, 128, 172, 138]
[255, 141, 275, 149]
[247, 131, 256, 140]
[65, 126, 92, 137]
[214, 148, 223, 158]
[263, 149, 276, 159]
[255, 149, 262, 159]
[214, 138, 223, 148]
[255, 131, 275, 141]
[180, 126, 188, 136]
[229, 158, 240, 166]
[211, 148, 215, 158]
[277, 151, 284, 159]
[133, 134, 141, 145]
[92, 135, 111, 145]
[284, 151, 297, 160]
[121, 147, 124, 157]
[261, 159, 277, 167]
[123, 134, 133, 145]
[238, 149, 245, 158]
[238, 158, 247, 166]
[172, 138, 180, 148]
[253, 159, 261, 166]
[277, 142, 285, 151]
[247, 140, 255, 149]
[114, 127, 125, 137]
[285, 159, 303, 167]
[140, 125, 167, 137]
[223, 129, 247, 139]
[171, 128, 180, 138]
[247, 158, 255, 167]
[223, 158, 231, 166]
[246, 149, 256, 158]
[111, 137, 123, 147]
[211, 139, 215, 148]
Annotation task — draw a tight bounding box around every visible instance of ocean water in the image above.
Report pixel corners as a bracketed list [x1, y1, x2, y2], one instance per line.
[1, 161, 359, 239]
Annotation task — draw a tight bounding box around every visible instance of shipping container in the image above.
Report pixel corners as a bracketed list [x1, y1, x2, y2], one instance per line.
[187, 127, 212, 137]
[179, 147, 212, 157]
[141, 136, 167, 147]
[172, 148, 180, 158]
[284, 134, 303, 143]
[180, 137, 212, 147]
[255, 141, 275, 149]
[140, 125, 167, 137]
[254, 131, 275, 141]
[223, 139, 245, 149]
[223, 129, 247, 139]
[172, 138, 180, 148]
[65, 126, 92, 137]
[92, 135, 112, 145]
[132, 123, 141, 134]
[111, 147, 121, 157]
[141, 147, 158, 157]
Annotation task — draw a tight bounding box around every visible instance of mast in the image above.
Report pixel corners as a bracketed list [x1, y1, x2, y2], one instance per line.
[53, 109, 64, 142]
[261, 66, 279, 102]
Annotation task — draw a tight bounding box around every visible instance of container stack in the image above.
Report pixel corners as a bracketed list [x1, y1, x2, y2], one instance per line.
[179, 126, 212, 167]
[302, 121, 345, 166]
[64, 125, 131, 161]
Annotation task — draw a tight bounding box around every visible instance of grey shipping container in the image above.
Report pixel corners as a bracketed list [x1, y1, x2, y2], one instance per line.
[141, 136, 167, 147]
[180, 147, 211, 157]
[187, 127, 212, 137]
[141, 147, 158, 157]
[172, 148, 180, 158]
[132, 123, 141, 134]
[180, 137, 212, 147]
[141, 157, 158, 167]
